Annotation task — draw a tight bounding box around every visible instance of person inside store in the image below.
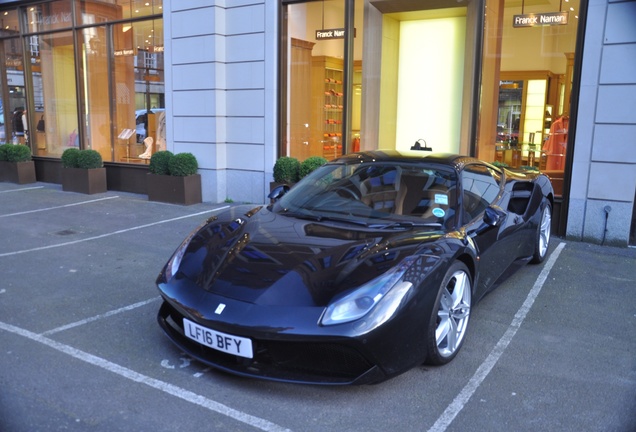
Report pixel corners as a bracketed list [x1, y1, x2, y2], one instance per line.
[22, 108, 28, 145]
[12, 107, 25, 144]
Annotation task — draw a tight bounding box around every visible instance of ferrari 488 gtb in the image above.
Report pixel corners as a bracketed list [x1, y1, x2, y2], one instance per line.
[156, 151, 553, 385]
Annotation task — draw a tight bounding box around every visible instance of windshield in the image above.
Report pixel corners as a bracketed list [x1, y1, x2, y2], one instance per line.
[273, 161, 457, 228]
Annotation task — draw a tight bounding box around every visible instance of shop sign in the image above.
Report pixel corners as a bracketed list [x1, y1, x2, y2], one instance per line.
[513, 11, 569, 27]
[316, 28, 346, 40]
[37, 12, 72, 26]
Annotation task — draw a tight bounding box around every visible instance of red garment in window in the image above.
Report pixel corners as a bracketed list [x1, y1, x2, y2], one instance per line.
[543, 116, 569, 170]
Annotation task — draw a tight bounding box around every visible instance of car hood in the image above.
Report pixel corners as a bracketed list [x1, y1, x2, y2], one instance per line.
[168, 205, 446, 308]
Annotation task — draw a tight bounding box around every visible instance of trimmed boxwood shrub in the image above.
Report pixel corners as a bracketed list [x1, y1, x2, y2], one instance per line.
[168, 152, 198, 176]
[299, 156, 328, 179]
[77, 149, 103, 169]
[0, 144, 32, 162]
[61, 148, 81, 168]
[7, 144, 32, 162]
[149, 150, 173, 175]
[273, 156, 300, 184]
[0, 143, 12, 161]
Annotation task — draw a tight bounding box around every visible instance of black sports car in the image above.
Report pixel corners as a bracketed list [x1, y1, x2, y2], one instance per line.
[156, 151, 553, 385]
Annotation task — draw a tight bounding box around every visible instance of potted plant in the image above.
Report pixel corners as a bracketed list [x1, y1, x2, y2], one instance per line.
[272, 156, 300, 185]
[269, 156, 300, 202]
[0, 143, 36, 184]
[299, 156, 327, 179]
[147, 150, 202, 205]
[61, 148, 107, 194]
[269, 156, 327, 203]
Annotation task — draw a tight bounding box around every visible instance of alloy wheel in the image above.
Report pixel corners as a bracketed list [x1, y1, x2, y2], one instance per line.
[435, 269, 472, 358]
[538, 205, 552, 259]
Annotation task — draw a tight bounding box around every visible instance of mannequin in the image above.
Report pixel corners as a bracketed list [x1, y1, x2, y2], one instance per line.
[139, 136, 154, 159]
[155, 111, 166, 151]
[12, 108, 24, 143]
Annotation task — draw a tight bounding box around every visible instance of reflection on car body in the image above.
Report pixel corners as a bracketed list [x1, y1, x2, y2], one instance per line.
[156, 151, 554, 385]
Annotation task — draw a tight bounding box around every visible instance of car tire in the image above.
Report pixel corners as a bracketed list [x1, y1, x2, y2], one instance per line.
[425, 261, 472, 365]
[530, 201, 551, 264]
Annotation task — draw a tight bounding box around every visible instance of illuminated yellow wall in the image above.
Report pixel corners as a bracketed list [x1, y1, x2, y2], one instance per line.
[395, 17, 466, 153]
[378, 15, 400, 150]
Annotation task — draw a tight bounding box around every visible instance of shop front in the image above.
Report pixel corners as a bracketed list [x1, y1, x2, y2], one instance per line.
[280, 0, 583, 234]
[0, 0, 164, 192]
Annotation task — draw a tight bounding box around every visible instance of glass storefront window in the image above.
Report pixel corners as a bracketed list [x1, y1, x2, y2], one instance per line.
[0, 10, 21, 142]
[283, 0, 582, 202]
[284, 1, 346, 161]
[78, 0, 163, 23]
[31, 31, 79, 156]
[25, 1, 73, 33]
[283, 1, 473, 161]
[1, 37, 24, 143]
[113, 19, 165, 163]
[80, 24, 111, 161]
[282, 0, 368, 160]
[0, 1, 163, 164]
[477, 0, 581, 196]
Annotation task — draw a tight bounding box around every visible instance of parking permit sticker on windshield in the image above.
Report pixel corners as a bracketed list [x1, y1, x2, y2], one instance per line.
[434, 194, 448, 205]
[432, 208, 446, 218]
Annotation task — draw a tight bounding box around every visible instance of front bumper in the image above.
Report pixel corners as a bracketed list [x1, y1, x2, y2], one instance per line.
[157, 301, 387, 385]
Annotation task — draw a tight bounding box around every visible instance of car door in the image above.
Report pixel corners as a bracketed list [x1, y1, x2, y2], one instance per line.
[460, 164, 517, 298]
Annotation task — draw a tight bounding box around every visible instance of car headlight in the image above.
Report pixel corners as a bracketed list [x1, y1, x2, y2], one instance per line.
[164, 217, 215, 280]
[165, 235, 195, 281]
[321, 256, 421, 326]
[165, 243, 187, 280]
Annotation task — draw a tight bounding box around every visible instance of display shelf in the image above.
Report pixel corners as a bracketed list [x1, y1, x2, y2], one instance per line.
[322, 68, 343, 159]
[312, 56, 344, 160]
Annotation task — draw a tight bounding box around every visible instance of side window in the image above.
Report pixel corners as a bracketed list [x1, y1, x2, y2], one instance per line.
[461, 165, 501, 221]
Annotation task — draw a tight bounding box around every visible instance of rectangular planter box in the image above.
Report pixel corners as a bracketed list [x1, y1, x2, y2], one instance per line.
[0, 160, 36, 184]
[62, 167, 107, 194]
[147, 173, 202, 205]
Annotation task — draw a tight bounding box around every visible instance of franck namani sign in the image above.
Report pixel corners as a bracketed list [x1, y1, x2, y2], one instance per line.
[513, 11, 569, 27]
[316, 28, 346, 40]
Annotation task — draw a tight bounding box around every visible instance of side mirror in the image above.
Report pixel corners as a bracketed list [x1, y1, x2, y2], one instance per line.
[268, 184, 290, 203]
[483, 205, 506, 227]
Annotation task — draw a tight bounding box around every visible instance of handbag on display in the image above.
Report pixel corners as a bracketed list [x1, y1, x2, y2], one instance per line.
[36, 115, 45, 132]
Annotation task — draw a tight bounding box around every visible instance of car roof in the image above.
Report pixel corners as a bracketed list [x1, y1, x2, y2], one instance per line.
[332, 150, 482, 171]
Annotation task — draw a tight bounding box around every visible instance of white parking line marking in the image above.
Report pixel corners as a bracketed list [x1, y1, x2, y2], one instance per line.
[0, 186, 44, 193]
[0, 206, 229, 258]
[41, 298, 161, 336]
[0, 195, 119, 218]
[0, 321, 292, 432]
[428, 241, 566, 432]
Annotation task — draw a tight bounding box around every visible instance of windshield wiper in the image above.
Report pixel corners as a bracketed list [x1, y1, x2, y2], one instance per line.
[317, 215, 369, 227]
[281, 210, 368, 227]
[370, 221, 442, 230]
[280, 210, 321, 221]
